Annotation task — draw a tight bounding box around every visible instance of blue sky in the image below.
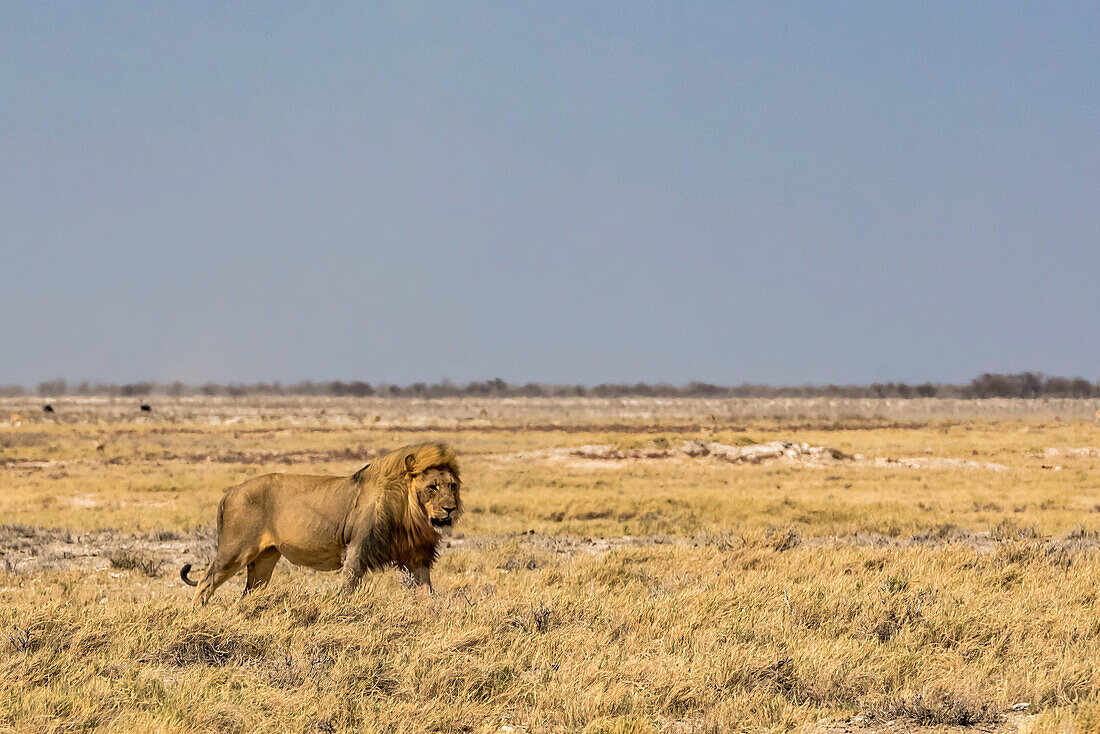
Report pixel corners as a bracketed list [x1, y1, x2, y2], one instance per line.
[3, 2, 1098, 385]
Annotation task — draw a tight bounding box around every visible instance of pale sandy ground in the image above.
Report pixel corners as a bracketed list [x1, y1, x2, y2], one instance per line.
[4, 395, 1100, 428]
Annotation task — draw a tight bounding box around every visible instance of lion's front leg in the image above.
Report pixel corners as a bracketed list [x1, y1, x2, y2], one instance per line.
[411, 564, 433, 597]
[339, 544, 367, 593]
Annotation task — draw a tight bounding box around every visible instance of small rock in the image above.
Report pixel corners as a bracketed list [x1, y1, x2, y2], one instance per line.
[1011, 702, 1030, 711]
[680, 440, 710, 457]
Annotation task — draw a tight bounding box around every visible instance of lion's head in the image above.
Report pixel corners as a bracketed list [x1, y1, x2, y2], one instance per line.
[410, 465, 462, 531]
[381, 442, 463, 535]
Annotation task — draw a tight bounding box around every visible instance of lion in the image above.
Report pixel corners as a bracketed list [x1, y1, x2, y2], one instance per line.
[180, 442, 461, 605]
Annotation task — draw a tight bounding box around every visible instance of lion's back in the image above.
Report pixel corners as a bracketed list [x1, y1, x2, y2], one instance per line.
[218, 473, 357, 565]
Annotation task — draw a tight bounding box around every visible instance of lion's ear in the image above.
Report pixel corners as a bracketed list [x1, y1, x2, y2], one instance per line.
[351, 463, 370, 483]
[404, 454, 417, 475]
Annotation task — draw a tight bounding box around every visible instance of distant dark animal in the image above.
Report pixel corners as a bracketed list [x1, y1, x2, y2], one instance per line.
[42, 405, 54, 414]
[140, 404, 152, 412]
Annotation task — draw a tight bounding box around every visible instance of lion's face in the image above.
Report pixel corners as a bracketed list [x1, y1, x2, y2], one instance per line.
[411, 468, 462, 532]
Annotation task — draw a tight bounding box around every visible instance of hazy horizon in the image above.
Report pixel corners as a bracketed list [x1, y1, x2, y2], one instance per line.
[4, 3, 1098, 386]
[8, 371, 1100, 397]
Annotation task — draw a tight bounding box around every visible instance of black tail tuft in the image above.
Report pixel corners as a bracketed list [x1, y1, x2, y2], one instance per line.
[180, 563, 198, 586]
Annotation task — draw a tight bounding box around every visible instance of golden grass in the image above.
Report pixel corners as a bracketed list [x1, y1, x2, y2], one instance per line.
[2, 400, 1099, 732]
[2, 538, 1097, 733]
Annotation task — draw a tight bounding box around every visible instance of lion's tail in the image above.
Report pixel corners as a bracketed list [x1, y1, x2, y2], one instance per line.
[181, 490, 227, 588]
[180, 563, 198, 586]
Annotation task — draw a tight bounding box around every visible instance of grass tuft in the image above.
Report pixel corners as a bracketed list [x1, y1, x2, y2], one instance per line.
[869, 688, 999, 726]
[105, 547, 164, 577]
[765, 526, 801, 552]
[163, 621, 269, 666]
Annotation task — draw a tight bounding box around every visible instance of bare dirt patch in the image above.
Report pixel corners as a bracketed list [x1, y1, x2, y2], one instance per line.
[4, 526, 1095, 589]
[447, 528, 1100, 559]
[5, 522, 1096, 577]
[1032, 446, 1100, 459]
[506, 441, 1010, 471]
[163, 446, 385, 465]
[813, 711, 1029, 734]
[864, 456, 1009, 471]
[0, 524, 213, 574]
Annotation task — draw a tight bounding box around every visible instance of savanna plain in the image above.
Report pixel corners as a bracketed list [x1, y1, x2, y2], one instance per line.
[2, 396, 1100, 734]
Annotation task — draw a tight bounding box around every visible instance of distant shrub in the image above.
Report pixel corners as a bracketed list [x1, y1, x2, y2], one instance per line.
[35, 379, 67, 396]
[915, 382, 938, 397]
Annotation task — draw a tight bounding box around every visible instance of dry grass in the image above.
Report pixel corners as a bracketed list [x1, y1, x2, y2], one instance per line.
[1, 398, 1099, 732]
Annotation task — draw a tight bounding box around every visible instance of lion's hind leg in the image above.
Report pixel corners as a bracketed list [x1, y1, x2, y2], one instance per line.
[192, 550, 252, 606]
[244, 548, 281, 596]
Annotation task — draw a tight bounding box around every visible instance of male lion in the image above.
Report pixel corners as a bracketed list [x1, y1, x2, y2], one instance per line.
[180, 442, 461, 604]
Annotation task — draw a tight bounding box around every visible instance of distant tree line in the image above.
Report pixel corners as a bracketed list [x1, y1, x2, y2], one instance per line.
[1, 373, 1098, 399]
